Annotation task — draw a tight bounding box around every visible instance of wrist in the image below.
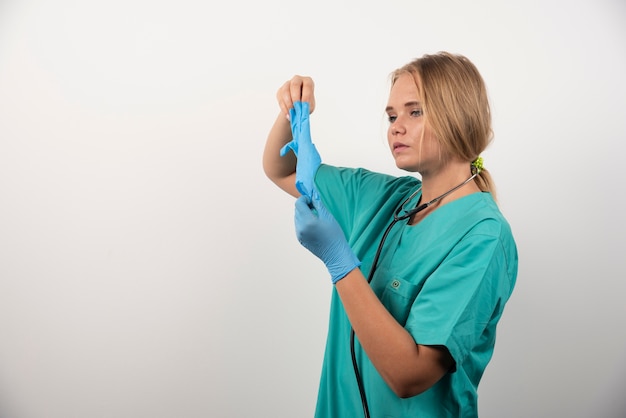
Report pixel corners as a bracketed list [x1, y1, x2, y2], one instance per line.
[331, 266, 360, 284]
[329, 254, 361, 284]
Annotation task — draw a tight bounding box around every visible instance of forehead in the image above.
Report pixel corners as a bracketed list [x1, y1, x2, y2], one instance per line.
[388, 73, 421, 105]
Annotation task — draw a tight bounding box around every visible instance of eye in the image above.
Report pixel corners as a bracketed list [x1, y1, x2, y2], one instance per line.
[411, 108, 424, 117]
[387, 115, 397, 123]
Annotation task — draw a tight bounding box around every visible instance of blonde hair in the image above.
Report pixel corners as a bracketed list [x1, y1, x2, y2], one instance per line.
[391, 51, 496, 198]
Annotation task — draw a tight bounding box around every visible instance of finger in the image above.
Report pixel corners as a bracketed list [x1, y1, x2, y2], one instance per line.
[300, 77, 315, 113]
[310, 191, 329, 216]
[289, 76, 304, 104]
[276, 80, 294, 118]
[294, 195, 315, 226]
[295, 195, 312, 211]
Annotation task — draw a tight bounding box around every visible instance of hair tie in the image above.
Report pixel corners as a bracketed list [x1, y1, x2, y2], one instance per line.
[471, 156, 484, 175]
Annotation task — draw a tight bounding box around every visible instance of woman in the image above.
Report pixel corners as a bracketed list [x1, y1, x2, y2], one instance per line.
[263, 51, 518, 418]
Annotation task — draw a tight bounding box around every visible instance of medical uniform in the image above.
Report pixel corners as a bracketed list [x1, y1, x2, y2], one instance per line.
[313, 164, 518, 418]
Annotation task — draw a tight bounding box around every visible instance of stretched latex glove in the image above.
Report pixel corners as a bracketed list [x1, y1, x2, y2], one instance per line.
[279, 101, 321, 198]
[295, 190, 361, 284]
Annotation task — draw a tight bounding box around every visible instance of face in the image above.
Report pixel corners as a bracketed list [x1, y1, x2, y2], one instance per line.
[386, 73, 443, 175]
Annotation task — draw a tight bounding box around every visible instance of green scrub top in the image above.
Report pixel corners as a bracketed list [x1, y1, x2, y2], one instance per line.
[313, 164, 518, 418]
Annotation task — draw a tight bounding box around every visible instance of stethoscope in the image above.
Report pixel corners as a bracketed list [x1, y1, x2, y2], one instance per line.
[350, 169, 480, 418]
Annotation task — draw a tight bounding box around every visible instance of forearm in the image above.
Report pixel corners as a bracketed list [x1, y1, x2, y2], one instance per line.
[335, 269, 452, 398]
[263, 112, 299, 197]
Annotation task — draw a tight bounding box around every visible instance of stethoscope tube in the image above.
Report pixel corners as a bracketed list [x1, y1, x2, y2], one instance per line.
[350, 215, 400, 418]
[349, 172, 478, 418]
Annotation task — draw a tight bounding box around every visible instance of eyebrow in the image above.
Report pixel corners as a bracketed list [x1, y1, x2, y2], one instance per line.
[385, 101, 422, 112]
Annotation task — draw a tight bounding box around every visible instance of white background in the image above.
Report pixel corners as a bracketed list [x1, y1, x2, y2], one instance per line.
[1, 1, 625, 417]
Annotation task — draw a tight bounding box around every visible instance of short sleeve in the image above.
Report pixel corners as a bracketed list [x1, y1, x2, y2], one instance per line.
[404, 220, 516, 367]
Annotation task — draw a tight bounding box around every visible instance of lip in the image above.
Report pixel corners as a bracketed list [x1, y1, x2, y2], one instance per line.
[392, 142, 409, 153]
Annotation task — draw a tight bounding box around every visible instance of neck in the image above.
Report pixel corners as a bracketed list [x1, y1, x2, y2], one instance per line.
[419, 161, 480, 204]
[409, 165, 479, 226]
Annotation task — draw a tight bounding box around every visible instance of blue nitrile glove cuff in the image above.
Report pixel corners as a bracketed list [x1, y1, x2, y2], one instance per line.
[279, 101, 322, 199]
[294, 190, 361, 284]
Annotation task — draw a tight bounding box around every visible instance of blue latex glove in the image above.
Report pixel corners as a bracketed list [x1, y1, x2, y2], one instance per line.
[279, 101, 322, 198]
[295, 190, 361, 284]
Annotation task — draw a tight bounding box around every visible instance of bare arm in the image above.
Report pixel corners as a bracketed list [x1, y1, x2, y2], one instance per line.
[262, 76, 316, 198]
[262, 112, 299, 197]
[336, 269, 455, 398]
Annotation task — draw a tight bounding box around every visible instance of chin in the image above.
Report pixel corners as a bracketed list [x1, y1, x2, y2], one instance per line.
[394, 160, 419, 173]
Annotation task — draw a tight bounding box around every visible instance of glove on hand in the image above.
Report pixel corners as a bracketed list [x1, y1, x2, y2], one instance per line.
[279, 101, 322, 198]
[294, 190, 361, 284]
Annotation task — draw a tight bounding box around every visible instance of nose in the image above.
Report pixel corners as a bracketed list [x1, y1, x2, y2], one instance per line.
[390, 119, 406, 135]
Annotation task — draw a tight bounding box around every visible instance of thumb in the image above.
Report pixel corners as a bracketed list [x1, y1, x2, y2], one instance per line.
[295, 195, 316, 222]
[310, 190, 334, 221]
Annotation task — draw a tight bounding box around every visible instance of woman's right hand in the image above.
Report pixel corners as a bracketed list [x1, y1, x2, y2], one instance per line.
[276, 75, 316, 119]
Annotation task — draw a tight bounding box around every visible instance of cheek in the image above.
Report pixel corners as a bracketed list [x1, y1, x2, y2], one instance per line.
[421, 127, 440, 149]
[421, 138, 439, 155]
